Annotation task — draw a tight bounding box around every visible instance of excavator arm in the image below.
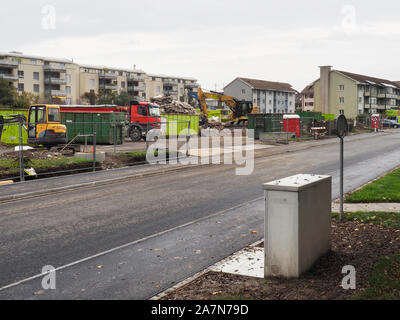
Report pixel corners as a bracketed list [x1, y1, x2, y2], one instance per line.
[197, 88, 254, 120]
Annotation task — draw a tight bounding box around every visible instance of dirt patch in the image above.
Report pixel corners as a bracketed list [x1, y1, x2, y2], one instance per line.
[102, 153, 146, 169]
[161, 218, 400, 300]
[0, 142, 15, 155]
[0, 148, 97, 180]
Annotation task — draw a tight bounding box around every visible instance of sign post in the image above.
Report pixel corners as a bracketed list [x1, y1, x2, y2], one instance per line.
[336, 114, 348, 221]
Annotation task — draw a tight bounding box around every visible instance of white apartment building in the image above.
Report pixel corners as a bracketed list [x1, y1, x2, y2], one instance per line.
[224, 77, 297, 113]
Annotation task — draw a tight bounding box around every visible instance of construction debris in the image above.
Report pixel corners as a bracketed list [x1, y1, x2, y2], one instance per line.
[150, 96, 197, 115]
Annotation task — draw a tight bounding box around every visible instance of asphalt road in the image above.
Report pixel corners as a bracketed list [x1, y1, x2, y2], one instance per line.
[1, 131, 400, 299]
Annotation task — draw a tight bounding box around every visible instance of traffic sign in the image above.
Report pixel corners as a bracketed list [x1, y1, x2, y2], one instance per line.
[337, 115, 348, 138]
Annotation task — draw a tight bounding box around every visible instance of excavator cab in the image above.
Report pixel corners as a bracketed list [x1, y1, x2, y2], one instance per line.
[27, 105, 67, 147]
[231, 100, 254, 119]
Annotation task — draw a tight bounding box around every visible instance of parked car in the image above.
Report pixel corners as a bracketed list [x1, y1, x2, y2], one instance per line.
[382, 119, 400, 128]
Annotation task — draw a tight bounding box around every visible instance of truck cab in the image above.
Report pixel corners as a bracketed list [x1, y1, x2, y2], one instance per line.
[27, 105, 67, 147]
[127, 101, 161, 142]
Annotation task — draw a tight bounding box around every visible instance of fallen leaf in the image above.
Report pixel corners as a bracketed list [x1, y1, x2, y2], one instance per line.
[34, 290, 45, 295]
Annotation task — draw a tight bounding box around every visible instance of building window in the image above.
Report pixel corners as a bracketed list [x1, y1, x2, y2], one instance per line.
[31, 59, 37, 65]
[90, 79, 95, 87]
[33, 84, 39, 93]
[18, 83, 24, 92]
[339, 97, 345, 104]
[66, 74, 71, 83]
[66, 86, 71, 95]
[339, 85, 345, 91]
[18, 71, 24, 79]
[33, 72, 39, 80]
[121, 81, 126, 89]
[156, 86, 161, 93]
[242, 89, 246, 94]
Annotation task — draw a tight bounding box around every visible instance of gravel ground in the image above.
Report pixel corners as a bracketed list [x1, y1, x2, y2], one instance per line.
[162, 218, 400, 300]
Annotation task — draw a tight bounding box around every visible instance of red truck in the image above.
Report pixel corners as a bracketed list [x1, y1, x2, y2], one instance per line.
[60, 100, 161, 142]
[125, 101, 161, 142]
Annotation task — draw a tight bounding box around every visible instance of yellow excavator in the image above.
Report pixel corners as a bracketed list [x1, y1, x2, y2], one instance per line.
[27, 105, 67, 147]
[197, 88, 257, 126]
[1, 105, 67, 148]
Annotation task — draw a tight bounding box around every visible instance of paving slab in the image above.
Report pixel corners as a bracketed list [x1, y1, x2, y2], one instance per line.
[332, 202, 400, 213]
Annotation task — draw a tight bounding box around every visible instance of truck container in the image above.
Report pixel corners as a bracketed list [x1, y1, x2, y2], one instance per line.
[296, 111, 324, 122]
[0, 109, 29, 145]
[61, 112, 125, 144]
[248, 114, 284, 139]
[160, 114, 200, 136]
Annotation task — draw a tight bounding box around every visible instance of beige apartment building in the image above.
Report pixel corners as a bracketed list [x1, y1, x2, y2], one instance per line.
[313, 66, 400, 118]
[145, 74, 199, 103]
[79, 64, 147, 101]
[0, 51, 199, 105]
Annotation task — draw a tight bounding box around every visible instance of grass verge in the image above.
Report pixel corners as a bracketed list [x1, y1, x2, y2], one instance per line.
[351, 254, 400, 300]
[0, 157, 93, 176]
[345, 167, 400, 203]
[332, 211, 400, 229]
[333, 211, 400, 300]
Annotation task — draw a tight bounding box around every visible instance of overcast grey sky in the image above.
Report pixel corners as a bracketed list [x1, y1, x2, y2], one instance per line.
[2, 0, 400, 91]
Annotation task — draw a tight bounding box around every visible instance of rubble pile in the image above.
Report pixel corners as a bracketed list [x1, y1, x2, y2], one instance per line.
[200, 115, 226, 131]
[151, 96, 197, 115]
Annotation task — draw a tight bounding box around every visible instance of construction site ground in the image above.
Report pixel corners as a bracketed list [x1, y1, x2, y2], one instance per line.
[0, 130, 396, 182]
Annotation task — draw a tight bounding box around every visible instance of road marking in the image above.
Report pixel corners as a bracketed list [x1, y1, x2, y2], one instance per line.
[0, 196, 264, 292]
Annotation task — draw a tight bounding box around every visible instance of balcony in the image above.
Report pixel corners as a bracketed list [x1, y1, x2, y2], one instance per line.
[99, 72, 118, 79]
[45, 78, 67, 85]
[102, 84, 118, 90]
[163, 80, 179, 86]
[46, 90, 67, 97]
[164, 89, 178, 95]
[184, 82, 199, 88]
[128, 85, 146, 92]
[44, 64, 66, 72]
[128, 74, 145, 81]
[0, 59, 19, 68]
[0, 74, 18, 81]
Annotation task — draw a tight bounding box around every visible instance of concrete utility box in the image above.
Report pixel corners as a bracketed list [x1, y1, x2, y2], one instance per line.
[263, 174, 332, 278]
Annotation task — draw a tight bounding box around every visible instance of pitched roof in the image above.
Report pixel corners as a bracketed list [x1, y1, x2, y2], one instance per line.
[335, 70, 400, 88]
[301, 83, 315, 94]
[237, 77, 297, 93]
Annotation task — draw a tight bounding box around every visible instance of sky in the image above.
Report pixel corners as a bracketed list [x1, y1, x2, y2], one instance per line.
[2, 0, 400, 91]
